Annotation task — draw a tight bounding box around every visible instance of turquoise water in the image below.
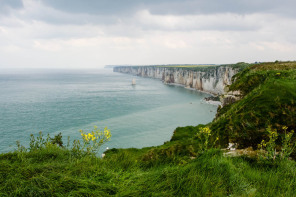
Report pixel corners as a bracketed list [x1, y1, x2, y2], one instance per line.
[0, 69, 217, 153]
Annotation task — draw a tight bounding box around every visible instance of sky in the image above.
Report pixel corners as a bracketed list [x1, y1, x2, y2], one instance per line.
[0, 0, 296, 69]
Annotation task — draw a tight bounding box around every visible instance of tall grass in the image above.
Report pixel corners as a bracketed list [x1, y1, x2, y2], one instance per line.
[1, 144, 296, 196]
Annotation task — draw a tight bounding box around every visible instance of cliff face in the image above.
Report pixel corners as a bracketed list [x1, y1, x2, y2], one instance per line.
[113, 66, 240, 95]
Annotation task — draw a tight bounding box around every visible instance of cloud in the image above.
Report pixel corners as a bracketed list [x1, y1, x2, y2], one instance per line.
[0, 0, 23, 15]
[40, 0, 179, 15]
[0, 0, 296, 69]
[134, 10, 262, 32]
[0, 0, 23, 9]
[39, 0, 296, 17]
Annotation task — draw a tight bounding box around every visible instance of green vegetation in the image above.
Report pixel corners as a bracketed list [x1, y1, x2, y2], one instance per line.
[1, 61, 296, 196]
[1, 126, 296, 196]
[258, 126, 296, 161]
[115, 62, 250, 72]
[158, 62, 250, 72]
[211, 61, 296, 149]
[163, 62, 250, 71]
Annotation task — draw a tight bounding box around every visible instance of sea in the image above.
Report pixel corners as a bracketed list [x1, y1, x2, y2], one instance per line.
[0, 68, 218, 154]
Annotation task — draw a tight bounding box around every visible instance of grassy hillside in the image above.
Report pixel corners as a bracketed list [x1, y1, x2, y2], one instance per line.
[211, 61, 296, 149]
[1, 61, 296, 196]
[1, 128, 296, 196]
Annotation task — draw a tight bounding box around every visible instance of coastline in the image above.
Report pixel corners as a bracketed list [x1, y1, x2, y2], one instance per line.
[113, 64, 244, 97]
[120, 73, 223, 106]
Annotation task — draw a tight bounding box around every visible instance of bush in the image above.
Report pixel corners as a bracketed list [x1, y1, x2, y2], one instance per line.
[258, 126, 295, 161]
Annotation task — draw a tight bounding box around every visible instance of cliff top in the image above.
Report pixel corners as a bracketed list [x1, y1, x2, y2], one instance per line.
[114, 62, 250, 71]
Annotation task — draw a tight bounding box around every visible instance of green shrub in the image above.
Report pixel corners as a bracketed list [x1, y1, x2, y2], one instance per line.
[258, 126, 295, 161]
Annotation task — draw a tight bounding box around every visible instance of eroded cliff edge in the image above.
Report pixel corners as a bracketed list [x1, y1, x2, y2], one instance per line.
[113, 65, 244, 95]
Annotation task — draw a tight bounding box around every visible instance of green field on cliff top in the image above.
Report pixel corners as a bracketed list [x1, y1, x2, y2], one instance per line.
[116, 62, 250, 71]
[1, 61, 296, 196]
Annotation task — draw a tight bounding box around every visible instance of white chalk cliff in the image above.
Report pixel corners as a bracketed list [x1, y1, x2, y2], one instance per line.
[113, 66, 241, 95]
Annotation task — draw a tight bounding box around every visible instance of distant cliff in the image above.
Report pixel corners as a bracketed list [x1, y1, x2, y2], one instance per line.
[113, 65, 244, 95]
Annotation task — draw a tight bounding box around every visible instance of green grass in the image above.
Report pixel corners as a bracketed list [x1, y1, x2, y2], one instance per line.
[1, 61, 296, 196]
[1, 144, 296, 196]
[158, 62, 250, 72]
[212, 61, 296, 148]
[116, 62, 250, 72]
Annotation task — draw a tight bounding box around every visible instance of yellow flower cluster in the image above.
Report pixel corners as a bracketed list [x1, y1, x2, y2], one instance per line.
[258, 140, 267, 149]
[282, 126, 294, 138]
[80, 126, 111, 142]
[199, 127, 211, 136]
[196, 127, 219, 151]
[80, 131, 96, 142]
[258, 125, 295, 160]
[81, 132, 96, 141]
[270, 131, 278, 138]
[104, 127, 111, 140]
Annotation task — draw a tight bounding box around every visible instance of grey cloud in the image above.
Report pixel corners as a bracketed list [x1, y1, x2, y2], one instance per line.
[41, 0, 142, 15]
[36, 12, 119, 26]
[150, 0, 293, 15]
[0, 0, 23, 14]
[40, 0, 296, 17]
[0, 0, 23, 9]
[11, 0, 294, 30]
[142, 0, 296, 19]
[1, 0, 295, 45]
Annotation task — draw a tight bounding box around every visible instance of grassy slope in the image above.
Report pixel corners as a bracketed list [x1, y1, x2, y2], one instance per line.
[211, 61, 296, 148]
[1, 135, 296, 196]
[1, 61, 296, 196]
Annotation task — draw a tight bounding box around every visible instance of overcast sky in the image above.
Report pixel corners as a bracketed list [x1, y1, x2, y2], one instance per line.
[0, 0, 295, 69]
